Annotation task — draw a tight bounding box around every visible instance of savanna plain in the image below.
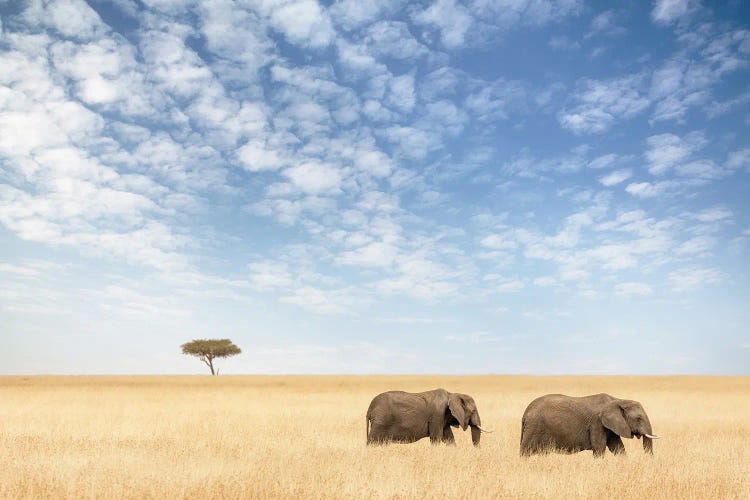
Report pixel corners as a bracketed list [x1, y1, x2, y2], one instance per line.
[1, 375, 748, 499]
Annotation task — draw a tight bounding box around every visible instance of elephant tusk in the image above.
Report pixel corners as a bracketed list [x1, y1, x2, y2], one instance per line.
[475, 425, 493, 433]
[644, 433, 660, 439]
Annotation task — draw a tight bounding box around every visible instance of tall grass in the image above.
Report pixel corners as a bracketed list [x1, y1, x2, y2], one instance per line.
[1, 375, 748, 499]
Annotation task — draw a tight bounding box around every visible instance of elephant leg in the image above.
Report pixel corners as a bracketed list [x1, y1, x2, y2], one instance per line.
[521, 434, 546, 455]
[367, 433, 386, 445]
[520, 435, 538, 456]
[367, 424, 389, 445]
[428, 418, 445, 444]
[442, 426, 456, 445]
[607, 434, 625, 455]
[590, 425, 608, 457]
[520, 422, 540, 455]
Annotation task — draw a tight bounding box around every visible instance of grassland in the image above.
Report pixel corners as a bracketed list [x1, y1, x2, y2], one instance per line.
[1, 375, 748, 499]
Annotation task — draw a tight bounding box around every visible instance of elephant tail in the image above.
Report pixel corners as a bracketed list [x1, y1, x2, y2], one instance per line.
[366, 412, 371, 442]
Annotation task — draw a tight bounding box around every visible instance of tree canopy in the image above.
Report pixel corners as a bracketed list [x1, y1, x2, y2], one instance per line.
[181, 338, 241, 375]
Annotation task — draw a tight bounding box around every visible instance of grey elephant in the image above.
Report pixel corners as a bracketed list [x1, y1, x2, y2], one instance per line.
[520, 393, 659, 456]
[366, 388, 488, 446]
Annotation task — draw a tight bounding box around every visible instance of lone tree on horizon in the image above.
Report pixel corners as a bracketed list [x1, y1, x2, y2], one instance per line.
[181, 338, 241, 375]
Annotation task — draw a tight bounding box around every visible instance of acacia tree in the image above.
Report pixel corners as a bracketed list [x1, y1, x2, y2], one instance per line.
[181, 338, 241, 375]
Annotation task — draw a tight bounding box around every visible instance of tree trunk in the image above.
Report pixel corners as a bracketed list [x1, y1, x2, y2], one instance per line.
[202, 355, 216, 375]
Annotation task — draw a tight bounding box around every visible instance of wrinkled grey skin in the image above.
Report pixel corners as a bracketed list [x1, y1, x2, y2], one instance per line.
[520, 393, 656, 457]
[366, 388, 483, 446]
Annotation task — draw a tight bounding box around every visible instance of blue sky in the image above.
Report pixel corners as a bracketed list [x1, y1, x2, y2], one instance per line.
[1, 0, 748, 375]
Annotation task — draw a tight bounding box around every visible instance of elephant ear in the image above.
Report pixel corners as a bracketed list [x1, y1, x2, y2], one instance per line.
[448, 394, 467, 431]
[601, 401, 632, 438]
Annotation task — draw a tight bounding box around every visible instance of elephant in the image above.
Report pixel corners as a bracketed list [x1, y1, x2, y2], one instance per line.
[366, 388, 488, 446]
[520, 393, 659, 457]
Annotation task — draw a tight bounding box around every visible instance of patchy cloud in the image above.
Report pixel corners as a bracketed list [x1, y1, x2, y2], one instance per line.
[651, 0, 697, 25]
[558, 74, 650, 134]
[0, 0, 748, 375]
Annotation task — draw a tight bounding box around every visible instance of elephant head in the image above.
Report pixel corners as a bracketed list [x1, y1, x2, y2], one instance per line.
[448, 393, 485, 446]
[600, 399, 659, 453]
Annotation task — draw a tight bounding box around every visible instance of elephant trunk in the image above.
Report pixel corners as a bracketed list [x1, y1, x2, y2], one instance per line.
[642, 420, 654, 454]
[643, 436, 653, 454]
[470, 411, 481, 446]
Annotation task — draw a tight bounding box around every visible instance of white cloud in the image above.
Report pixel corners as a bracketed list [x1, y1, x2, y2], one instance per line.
[131, 133, 227, 191]
[651, 0, 696, 25]
[193, 3, 275, 97]
[588, 153, 618, 169]
[339, 241, 399, 268]
[139, 29, 214, 98]
[282, 162, 343, 194]
[463, 0, 583, 41]
[380, 126, 437, 159]
[686, 206, 733, 223]
[445, 331, 505, 344]
[614, 282, 654, 296]
[675, 159, 726, 179]
[1, 0, 747, 377]
[364, 21, 427, 60]
[379, 316, 434, 324]
[385, 72, 416, 114]
[280, 286, 362, 315]
[502, 147, 587, 178]
[423, 100, 469, 136]
[248, 260, 295, 290]
[727, 148, 750, 171]
[549, 35, 579, 51]
[650, 27, 749, 123]
[559, 74, 649, 134]
[645, 132, 706, 175]
[649, 59, 710, 122]
[335, 40, 387, 79]
[599, 169, 632, 186]
[140, 0, 193, 15]
[545, 212, 593, 248]
[506, 208, 683, 289]
[533, 276, 560, 287]
[480, 234, 517, 250]
[669, 267, 725, 291]
[708, 91, 750, 118]
[97, 284, 190, 318]
[50, 38, 154, 115]
[675, 235, 715, 255]
[0, 34, 199, 273]
[28, 0, 109, 40]
[484, 272, 525, 292]
[357, 191, 400, 212]
[0, 102, 103, 159]
[412, 0, 473, 49]
[237, 140, 287, 172]
[587, 10, 626, 37]
[371, 253, 468, 301]
[420, 67, 462, 101]
[625, 180, 677, 198]
[250, 196, 337, 226]
[263, 0, 335, 49]
[465, 79, 526, 122]
[330, 0, 405, 30]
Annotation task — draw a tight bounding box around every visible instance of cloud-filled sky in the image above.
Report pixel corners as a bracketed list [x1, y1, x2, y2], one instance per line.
[1, 0, 748, 375]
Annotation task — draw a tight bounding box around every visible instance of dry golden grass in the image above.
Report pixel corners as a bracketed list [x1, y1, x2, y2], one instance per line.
[1, 375, 748, 499]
